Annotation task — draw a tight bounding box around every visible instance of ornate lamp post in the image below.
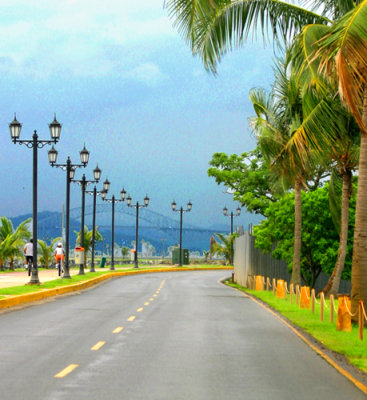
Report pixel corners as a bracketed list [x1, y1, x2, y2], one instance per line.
[126, 194, 149, 268]
[223, 205, 241, 263]
[48, 145, 90, 278]
[71, 167, 101, 275]
[10, 114, 61, 284]
[171, 200, 192, 266]
[86, 177, 111, 272]
[102, 188, 127, 270]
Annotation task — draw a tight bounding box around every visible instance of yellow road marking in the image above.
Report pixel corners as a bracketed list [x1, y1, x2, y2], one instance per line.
[144, 302, 150, 306]
[91, 341, 106, 351]
[137, 307, 144, 312]
[113, 326, 124, 334]
[128, 315, 136, 321]
[150, 298, 154, 301]
[54, 364, 79, 378]
[153, 294, 157, 297]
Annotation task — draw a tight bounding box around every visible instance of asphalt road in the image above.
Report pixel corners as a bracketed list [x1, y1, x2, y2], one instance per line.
[0, 271, 365, 400]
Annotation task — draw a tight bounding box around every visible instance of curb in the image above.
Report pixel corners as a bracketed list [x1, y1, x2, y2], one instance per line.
[0, 267, 233, 310]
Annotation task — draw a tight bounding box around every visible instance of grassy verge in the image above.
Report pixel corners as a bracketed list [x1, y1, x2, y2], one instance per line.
[226, 281, 367, 373]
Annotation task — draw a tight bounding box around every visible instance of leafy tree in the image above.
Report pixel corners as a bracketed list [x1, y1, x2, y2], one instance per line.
[0, 217, 31, 270]
[74, 225, 103, 266]
[254, 185, 354, 288]
[203, 250, 210, 262]
[38, 238, 61, 268]
[211, 233, 239, 265]
[208, 148, 280, 216]
[121, 246, 130, 259]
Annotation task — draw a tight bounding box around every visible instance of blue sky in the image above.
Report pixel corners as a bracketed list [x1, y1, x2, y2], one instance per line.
[0, 0, 274, 228]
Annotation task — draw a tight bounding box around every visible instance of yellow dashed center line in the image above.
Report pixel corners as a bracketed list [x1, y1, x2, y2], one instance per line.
[137, 307, 144, 312]
[91, 341, 106, 351]
[54, 364, 79, 378]
[150, 298, 154, 301]
[113, 326, 124, 334]
[153, 294, 157, 297]
[128, 315, 136, 322]
[144, 302, 150, 306]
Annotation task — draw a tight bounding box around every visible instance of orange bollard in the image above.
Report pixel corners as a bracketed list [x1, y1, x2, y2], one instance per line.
[255, 275, 264, 291]
[266, 277, 270, 291]
[276, 279, 285, 298]
[336, 295, 352, 332]
[320, 292, 324, 321]
[300, 286, 311, 309]
[311, 289, 315, 313]
[330, 294, 335, 323]
[290, 284, 294, 303]
[359, 300, 364, 340]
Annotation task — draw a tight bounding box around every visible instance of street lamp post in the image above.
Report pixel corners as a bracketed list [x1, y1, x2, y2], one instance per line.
[223, 205, 241, 264]
[102, 188, 126, 270]
[171, 200, 192, 266]
[48, 145, 90, 278]
[86, 177, 110, 272]
[126, 195, 149, 268]
[9, 115, 61, 284]
[71, 168, 101, 275]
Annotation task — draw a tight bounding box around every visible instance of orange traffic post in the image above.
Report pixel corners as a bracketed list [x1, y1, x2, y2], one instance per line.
[255, 275, 264, 291]
[276, 279, 285, 299]
[320, 292, 324, 321]
[336, 295, 352, 332]
[330, 294, 335, 323]
[300, 286, 310, 309]
[311, 289, 315, 313]
[359, 300, 364, 341]
[272, 278, 276, 297]
[266, 277, 270, 291]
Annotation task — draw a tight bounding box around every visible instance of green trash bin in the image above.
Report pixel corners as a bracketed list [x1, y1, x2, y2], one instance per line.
[172, 248, 189, 265]
[100, 256, 106, 268]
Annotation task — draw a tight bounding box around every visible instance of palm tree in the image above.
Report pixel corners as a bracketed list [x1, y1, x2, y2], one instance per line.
[0, 217, 31, 270]
[38, 238, 61, 269]
[211, 233, 238, 264]
[121, 246, 130, 260]
[313, 2, 367, 315]
[75, 225, 103, 266]
[164, 0, 330, 74]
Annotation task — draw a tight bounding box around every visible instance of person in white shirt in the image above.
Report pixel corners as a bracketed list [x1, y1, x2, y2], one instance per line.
[23, 239, 33, 270]
[54, 243, 65, 270]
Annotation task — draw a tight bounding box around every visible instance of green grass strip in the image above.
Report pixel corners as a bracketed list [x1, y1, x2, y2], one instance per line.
[226, 282, 367, 373]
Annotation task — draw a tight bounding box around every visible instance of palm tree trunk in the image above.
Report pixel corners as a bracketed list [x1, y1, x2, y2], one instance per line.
[323, 170, 352, 296]
[291, 177, 302, 285]
[351, 88, 367, 320]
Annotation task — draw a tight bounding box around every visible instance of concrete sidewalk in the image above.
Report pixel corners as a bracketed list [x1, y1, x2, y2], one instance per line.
[0, 268, 82, 288]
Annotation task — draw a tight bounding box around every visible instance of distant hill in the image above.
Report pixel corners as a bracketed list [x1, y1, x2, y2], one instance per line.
[8, 210, 232, 253]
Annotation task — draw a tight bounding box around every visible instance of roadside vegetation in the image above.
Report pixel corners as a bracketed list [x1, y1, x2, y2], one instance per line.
[226, 281, 367, 372]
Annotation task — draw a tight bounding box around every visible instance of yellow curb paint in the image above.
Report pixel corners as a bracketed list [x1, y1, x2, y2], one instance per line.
[113, 327, 124, 334]
[128, 315, 136, 322]
[144, 302, 150, 306]
[137, 307, 143, 312]
[91, 341, 106, 351]
[243, 290, 367, 396]
[54, 364, 79, 378]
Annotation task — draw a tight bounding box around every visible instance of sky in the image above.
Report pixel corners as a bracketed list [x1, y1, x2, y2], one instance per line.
[0, 0, 275, 229]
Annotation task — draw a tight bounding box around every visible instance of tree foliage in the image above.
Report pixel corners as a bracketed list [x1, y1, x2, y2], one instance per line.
[208, 148, 279, 216]
[254, 185, 355, 287]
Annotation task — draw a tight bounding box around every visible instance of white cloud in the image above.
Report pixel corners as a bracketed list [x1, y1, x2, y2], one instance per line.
[0, 0, 175, 78]
[124, 62, 166, 86]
